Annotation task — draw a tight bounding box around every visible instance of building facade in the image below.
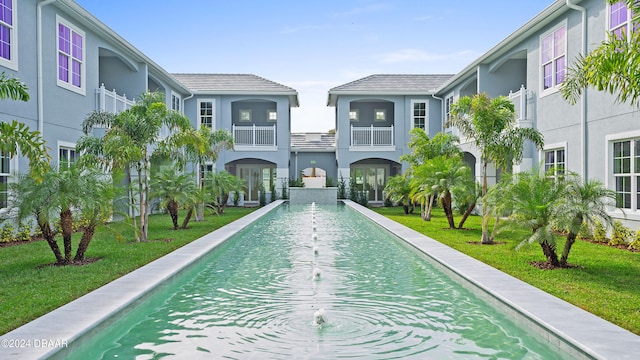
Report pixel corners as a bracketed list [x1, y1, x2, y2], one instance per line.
[2, 0, 640, 226]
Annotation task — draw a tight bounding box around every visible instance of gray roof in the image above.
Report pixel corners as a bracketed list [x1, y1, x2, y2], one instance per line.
[172, 74, 299, 106]
[290, 133, 336, 152]
[328, 74, 454, 106]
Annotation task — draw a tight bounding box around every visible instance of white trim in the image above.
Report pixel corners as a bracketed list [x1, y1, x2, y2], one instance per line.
[56, 15, 86, 96]
[607, 1, 633, 38]
[57, 141, 77, 169]
[605, 130, 640, 218]
[197, 98, 215, 130]
[539, 20, 567, 97]
[0, 0, 18, 70]
[410, 99, 429, 130]
[170, 91, 182, 113]
[540, 142, 567, 178]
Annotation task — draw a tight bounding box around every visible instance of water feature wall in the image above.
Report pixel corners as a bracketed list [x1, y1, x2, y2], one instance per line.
[289, 187, 337, 205]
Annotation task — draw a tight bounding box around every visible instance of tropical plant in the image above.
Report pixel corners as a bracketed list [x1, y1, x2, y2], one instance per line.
[400, 128, 461, 167]
[151, 167, 197, 230]
[259, 182, 267, 206]
[348, 175, 358, 201]
[79, 92, 197, 242]
[494, 169, 565, 266]
[337, 174, 346, 199]
[453, 179, 482, 229]
[554, 176, 616, 266]
[8, 163, 115, 265]
[413, 156, 472, 229]
[609, 220, 633, 246]
[0, 73, 51, 182]
[561, 0, 640, 106]
[448, 93, 544, 244]
[208, 171, 244, 214]
[384, 174, 413, 214]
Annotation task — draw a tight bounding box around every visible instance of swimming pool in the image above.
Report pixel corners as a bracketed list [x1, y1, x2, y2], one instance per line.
[2, 200, 639, 359]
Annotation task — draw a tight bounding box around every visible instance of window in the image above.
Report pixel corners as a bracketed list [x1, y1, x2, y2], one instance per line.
[171, 93, 181, 112]
[349, 109, 359, 121]
[411, 100, 428, 130]
[0, 151, 9, 209]
[239, 109, 252, 122]
[267, 109, 277, 122]
[544, 148, 565, 179]
[374, 109, 386, 122]
[445, 95, 454, 122]
[609, 1, 635, 38]
[612, 139, 640, 209]
[199, 164, 214, 186]
[57, 16, 85, 94]
[541, 24, 566, 91]
[199, 100, 214, 129]
[0, 0, 16, 69]
[59, 146, 77, 169]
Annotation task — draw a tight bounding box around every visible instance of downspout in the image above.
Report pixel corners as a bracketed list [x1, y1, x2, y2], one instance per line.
[37, 0, 57, 134]
[431, 92, 444, 130]
[566, 0, 587, 180]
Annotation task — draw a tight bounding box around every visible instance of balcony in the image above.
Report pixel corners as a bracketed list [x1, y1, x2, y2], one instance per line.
[509, 85, 532, 128]
[95, 84, 135, 114]
[350, 125, 395, 151]
[233, 124, 277, 151]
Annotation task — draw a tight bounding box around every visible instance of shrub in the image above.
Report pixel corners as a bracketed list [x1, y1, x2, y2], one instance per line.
[348, 176, 358, 201]
[16, 221, 33, 242]
[0, 221, 15, 242]
[593, 220, 607, 243]
[259, 182, 266, 207]
[578, 221, 592, 239]
[270, 181, 277, 203]
[629, 230, 640, 251]
[337, 174, 346, 199]
[280, 179, 288, 200]
[609, 220, 633, 246]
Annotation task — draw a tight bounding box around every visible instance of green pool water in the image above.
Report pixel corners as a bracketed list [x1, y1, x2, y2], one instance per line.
[65, 204, 568, 359]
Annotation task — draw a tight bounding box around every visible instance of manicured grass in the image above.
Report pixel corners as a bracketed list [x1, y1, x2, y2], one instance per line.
[0, 207, 256, 335]
[373, 206, 640, 335]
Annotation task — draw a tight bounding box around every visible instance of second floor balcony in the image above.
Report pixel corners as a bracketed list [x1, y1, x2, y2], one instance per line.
[350, 125, 395, 151]
[233, 124, 277, 151]
[95, 84, 135, 114]
[509, 85, 532, 128]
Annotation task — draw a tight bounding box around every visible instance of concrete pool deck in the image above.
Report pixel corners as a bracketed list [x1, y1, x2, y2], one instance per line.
[1, 200, 639, 359]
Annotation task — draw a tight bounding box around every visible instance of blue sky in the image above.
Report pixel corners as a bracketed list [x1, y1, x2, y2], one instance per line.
[75, 0, 553, 132]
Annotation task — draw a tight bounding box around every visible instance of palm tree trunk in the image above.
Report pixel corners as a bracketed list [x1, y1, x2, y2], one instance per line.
[425, 193, 434, 221]
[443, 191, 456, 229]
[181, 208, 194, 229]
[481, 160, 492, 244]
[540, 241, 560, 267]
[37, 216, 64, 264]
[168, 199, 179, 230]
[402, 204, 409, 214]
[142, 158, 150, 242]
[74, 223, 96, 262]
[126, 166, 140, 242]
[60, 209, 74, 263]
[457, 200, 476, 229]
[560, 232, 578, 266]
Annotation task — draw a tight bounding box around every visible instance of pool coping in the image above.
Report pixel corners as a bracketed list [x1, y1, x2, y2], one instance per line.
[342, 200, 640, 360]
[0, 200, 285, 359]
[2, 200, 639, 359]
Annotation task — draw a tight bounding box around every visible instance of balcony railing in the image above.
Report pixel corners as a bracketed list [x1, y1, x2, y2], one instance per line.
[233, 124, 276, 147]
[96, 84, 135, 113]
[509, 85, 531, 127]
[351, 125, 394, 147]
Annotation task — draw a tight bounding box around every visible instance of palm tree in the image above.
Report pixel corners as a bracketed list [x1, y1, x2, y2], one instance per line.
[448, 93, 544, 243]
[453, 180, 481, 229]
[8, 163, 114, 265]
[561, 0, 640, 106]
[1, 73, 51, 182]
[207, 171, 244, 215]
[151, 167, 197, 230]
[413, 156, 472, 229]
[0, 72, 29, 101]
[555, 175, 617, 266]
[80, 92, 197, 242]
[495, 169, 566, 267]
[384, 174, 413, 214]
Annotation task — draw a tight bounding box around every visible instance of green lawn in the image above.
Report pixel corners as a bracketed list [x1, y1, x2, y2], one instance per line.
[0, 207, 256, 335]
[373, 206, 640, 335]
